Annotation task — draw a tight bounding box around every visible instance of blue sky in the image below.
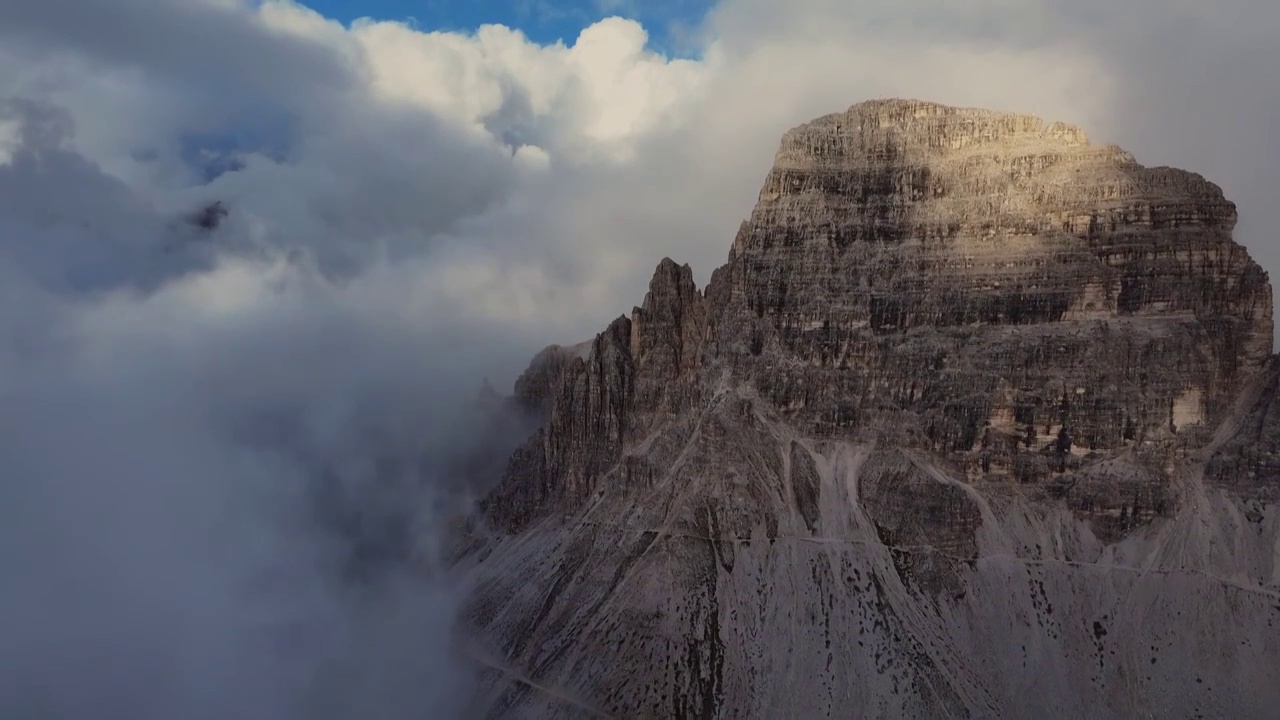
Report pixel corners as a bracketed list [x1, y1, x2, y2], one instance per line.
[296, 0, 714, 54]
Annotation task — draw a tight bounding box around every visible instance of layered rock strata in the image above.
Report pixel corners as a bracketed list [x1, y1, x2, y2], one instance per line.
[459, 100, 1280, 719]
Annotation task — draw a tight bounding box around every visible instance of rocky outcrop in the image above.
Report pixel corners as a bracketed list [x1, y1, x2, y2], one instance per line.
[482, 259, 711, 534]
[480, 318, 635, 534]
[630, 258, 707, 415]
[459, 100, 1280, 719]
[717, 99, 1270, 445]
[1205, 358, 1280, 505]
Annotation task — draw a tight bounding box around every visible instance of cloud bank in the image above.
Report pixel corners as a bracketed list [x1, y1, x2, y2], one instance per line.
[0, 0, 1274, 717]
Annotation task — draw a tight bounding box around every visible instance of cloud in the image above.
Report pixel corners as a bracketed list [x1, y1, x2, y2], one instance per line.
[0, 0, 1274, 717]
[0, 101, 524, 719]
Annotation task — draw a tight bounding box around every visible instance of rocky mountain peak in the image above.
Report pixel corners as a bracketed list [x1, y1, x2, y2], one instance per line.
[631, 257, 705, 383]
[773, 99, 1092, 168]
[714, 98, 1272, 451]
[462, 100, 1280, 719]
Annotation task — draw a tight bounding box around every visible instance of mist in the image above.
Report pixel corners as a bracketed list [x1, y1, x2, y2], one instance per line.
[0, 96, 536, 718]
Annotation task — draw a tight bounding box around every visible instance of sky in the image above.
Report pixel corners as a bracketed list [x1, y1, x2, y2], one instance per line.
[0, 0, 1277, 718]
[298, 0, 714, 53]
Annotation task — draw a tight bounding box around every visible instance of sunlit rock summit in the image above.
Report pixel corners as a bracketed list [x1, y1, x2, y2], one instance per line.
[458, 99, 1280, 719]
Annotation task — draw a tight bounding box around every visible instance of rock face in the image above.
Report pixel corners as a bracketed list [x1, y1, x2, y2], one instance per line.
[458, 100, 1280, 719]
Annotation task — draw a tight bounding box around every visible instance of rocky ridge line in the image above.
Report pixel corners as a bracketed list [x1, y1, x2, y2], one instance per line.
[461, 99, 1280, 720]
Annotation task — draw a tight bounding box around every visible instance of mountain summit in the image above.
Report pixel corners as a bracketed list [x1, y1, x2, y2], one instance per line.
[459, 99, 1280, 719]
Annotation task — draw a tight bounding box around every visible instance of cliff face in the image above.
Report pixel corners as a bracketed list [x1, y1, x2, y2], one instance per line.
[718, 100, 1271, 451]
[460, 100, 1280, 719]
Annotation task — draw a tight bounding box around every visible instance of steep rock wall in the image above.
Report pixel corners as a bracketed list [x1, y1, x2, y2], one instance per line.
[461, 100, 1280, 719]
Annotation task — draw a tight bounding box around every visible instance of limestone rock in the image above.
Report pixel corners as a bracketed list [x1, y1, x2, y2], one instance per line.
[459, 100, 1280, 719]
[511, 344, 582, 418]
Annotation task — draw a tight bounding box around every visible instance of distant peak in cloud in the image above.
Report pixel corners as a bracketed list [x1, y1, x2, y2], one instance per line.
[189, 200, 230, 231]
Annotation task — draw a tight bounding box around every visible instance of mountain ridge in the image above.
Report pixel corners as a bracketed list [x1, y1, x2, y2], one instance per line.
[458, 98, 1280, 719]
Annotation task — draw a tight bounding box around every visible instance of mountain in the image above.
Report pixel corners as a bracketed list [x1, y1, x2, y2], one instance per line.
[455, 99, 1280, 719]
